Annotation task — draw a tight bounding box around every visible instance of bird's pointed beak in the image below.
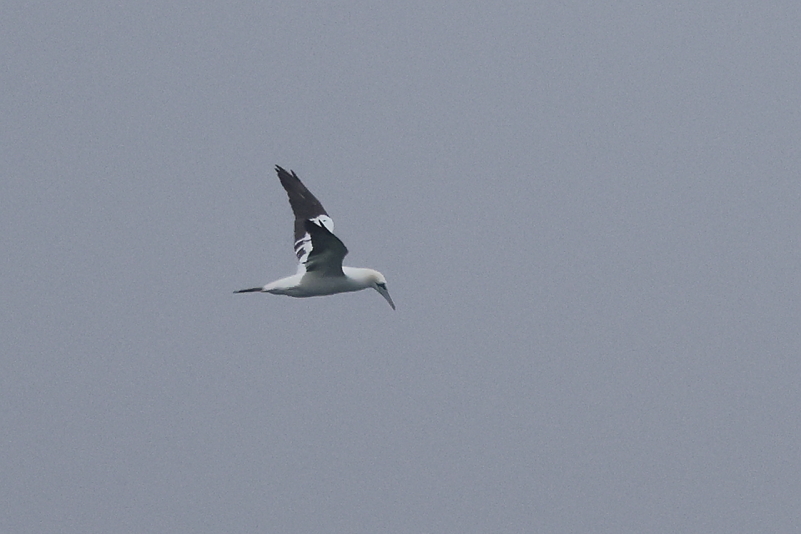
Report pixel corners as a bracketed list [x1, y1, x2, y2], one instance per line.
[375, 286, 396, 310]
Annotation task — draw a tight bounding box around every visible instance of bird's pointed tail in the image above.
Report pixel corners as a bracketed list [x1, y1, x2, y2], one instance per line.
[234, 287, 263, 293]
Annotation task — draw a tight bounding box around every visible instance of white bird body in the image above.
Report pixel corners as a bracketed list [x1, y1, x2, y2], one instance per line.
[262, 267, 385, 297]
[236, 166, 395, 309]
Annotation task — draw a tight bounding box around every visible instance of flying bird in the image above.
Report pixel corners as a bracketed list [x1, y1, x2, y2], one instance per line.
[235, 165, 395, 309]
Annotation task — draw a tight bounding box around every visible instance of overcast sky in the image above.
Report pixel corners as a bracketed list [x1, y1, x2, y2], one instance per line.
[3, 2, 800, 533]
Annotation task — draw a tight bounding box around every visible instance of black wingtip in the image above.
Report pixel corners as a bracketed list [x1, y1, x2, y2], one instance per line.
[275, 165, 310, 198]
[275, 165, 296, 179]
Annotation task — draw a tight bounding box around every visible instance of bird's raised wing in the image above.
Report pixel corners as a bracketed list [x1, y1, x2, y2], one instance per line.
[275, 166, 345, 274]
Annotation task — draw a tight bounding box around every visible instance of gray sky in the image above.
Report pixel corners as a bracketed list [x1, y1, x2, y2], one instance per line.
[3, 2, 800, 533]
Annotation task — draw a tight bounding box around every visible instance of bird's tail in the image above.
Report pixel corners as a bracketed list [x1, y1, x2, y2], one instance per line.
[234, 287, 263, 293]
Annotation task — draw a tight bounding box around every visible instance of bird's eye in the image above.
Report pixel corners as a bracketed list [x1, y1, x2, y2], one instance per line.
[377, 283, 387, 289]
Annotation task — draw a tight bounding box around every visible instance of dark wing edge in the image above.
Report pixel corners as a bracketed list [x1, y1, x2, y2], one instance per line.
[275, 165, 327, 217]
[275, 165, 334, 263]
[303, 219, 348, 275]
